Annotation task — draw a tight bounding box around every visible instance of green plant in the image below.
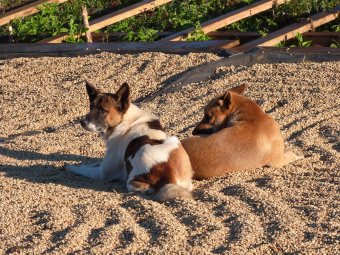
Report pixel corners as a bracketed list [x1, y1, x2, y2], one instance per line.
[276, 40, 287, 47]
[292, 32, 312, 47]
[331, 20, 340, 32]
[64, 18, 86, 43]
[2, 0, 340, 43]
[0, 0, 27, 10]
[123, 27, 159, 42]
[106, 0, 247, 41]
[330, 40, 340, 48]
[186, 22, 211, 41]
[11, 3, 68, 41]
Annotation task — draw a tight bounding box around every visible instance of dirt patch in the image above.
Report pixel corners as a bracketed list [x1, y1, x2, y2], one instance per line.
[0, 52, 339, 254]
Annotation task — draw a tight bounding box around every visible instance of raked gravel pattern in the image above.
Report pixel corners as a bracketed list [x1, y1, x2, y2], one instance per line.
[0, 52, 339, 254]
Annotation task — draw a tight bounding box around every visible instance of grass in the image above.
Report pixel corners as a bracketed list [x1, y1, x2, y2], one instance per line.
[0, 0, 339, 44]
[0, 0, 34, 11]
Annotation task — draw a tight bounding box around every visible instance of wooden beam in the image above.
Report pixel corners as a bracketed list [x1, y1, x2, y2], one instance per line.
[8, 25, 14, 43]
[236, 7, 340, 51]
[0, 40, 239, 58]
[88, 31, 259, 42]
[139, 47, 340, 102]
[160, 0, 287, 41]
[3, 31, 337, 45]
[254, 47, 340, 54]
[0, 0, 69, 27]
[39, 0, 173, 43]
[301, 32, 340, 46]
[0, 31, 259, 43]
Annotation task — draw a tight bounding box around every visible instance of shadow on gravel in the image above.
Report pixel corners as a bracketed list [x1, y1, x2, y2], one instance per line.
[0, 145, 127, 193]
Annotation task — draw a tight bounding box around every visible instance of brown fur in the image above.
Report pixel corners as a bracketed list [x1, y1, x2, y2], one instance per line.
[124, 136, 164, 161]
[130, 162, 173, 191]
[125, 160, 133, 175]
[129, 145, 193, 196]
[182, 85, 300, 180]
[147, 119, 165, 131]
[101, 97, 123, 127]
[81, 81, 130, 138]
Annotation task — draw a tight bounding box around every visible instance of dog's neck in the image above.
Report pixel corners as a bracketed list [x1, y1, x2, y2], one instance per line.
[104, 104, 155, 142]
[220, 106, 242, 130]
[225, 96, 263, 127]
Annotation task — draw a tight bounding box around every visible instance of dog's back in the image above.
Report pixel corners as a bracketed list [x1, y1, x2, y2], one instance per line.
[182, 85, 300, 179]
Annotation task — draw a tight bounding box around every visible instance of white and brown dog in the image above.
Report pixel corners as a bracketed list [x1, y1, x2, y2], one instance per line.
[182, 84, 301, 180]
[65, 81, 193, 201]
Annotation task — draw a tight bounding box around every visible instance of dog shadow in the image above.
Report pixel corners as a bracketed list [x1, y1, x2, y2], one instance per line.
[0, 145, 126, 193]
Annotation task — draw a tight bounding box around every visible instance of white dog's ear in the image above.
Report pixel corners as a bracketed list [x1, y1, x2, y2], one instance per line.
[228, 84, 247, 95]
[115, 82, 130, 113]
[85, 80, 100, 102]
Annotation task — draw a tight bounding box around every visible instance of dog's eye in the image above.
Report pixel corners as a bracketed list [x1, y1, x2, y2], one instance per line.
[204, 114, 211, 121]
[99, 108, 107, 114]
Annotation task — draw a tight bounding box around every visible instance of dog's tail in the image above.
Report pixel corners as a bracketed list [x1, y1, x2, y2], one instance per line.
[154, 184, 192, 202]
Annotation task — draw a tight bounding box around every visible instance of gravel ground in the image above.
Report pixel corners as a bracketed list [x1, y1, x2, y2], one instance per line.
[0, 52, 339, 254]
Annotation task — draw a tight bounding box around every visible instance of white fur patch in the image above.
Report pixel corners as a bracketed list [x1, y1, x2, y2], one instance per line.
[68, 103, 184, 187]
[86, 122, 98, 132]
[127, 136, 180, 184]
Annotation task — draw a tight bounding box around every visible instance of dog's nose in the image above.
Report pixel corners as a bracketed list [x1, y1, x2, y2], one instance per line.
[80, 118, 86, 127]
[192, 124, 214, 135]
[192, 127, 199, 135]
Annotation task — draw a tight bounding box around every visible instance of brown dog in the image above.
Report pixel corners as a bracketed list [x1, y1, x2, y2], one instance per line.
[181, 84, 300, 180]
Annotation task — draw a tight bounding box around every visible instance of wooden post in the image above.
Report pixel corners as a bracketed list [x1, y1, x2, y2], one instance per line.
[8, 25, 14, 43]
[160, 0, 287, 41]
[81, 6, 92, 43]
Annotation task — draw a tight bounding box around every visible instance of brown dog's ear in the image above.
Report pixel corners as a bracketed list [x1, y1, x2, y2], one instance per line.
[222, 91, 232, 109]
[228, 84, 247, 95]
[115, 82, 130, 113]
[85, 80, 100, 102]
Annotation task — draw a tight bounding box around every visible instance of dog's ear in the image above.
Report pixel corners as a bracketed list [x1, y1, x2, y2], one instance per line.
[115, 82, 130, 113]
[228, 84, 247, 95]
[222, 91, 232, 109]
[85, 80, 100, 102]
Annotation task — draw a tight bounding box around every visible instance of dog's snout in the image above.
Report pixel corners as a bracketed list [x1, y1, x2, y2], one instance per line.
[80, 118, 87, 127]
[192, 124, 214, 135]
[192, 127, 199, 135]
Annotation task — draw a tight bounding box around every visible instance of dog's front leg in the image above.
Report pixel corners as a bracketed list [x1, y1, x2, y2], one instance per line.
[64, 163, 103, 180]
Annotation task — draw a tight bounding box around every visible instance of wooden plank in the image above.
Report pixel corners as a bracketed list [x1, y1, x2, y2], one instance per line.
[0, 0, 69, 26]
[301, 32, 340, 46]
[39, 0, 173, 43]
[256, 46, 340, 54]
[88, 31, 259, 42]
[0, 31, 259, 43]
[140, 47, 340, 102]
[0, 40, 239, 58]
[236, 8, 340, 51]
[160, 0, 286, 41]
[136, 47, 340, 103]
[11, 31, 340, 44]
